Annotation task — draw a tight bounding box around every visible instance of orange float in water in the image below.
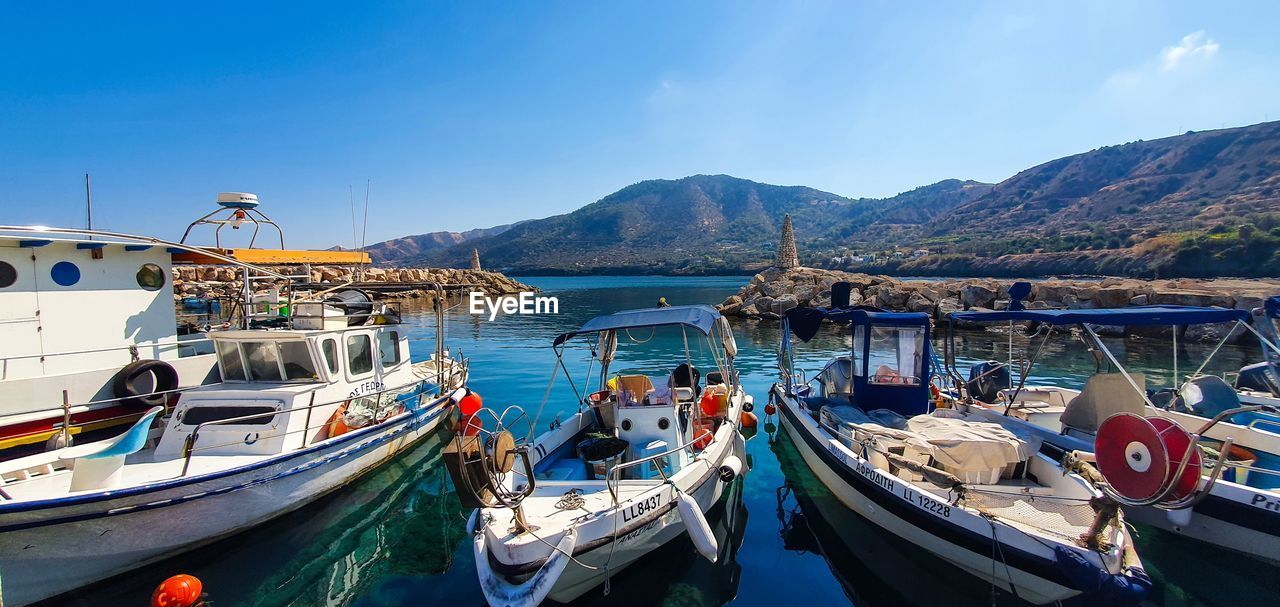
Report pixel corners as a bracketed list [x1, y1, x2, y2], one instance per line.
[764, 403, 777, 416]
[151, 574, 203, 607]
[740, 411, 758, 429]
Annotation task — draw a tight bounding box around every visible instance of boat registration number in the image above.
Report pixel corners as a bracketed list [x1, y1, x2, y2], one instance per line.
[904, 488, 952, 518]
[622, 493, 665, 523]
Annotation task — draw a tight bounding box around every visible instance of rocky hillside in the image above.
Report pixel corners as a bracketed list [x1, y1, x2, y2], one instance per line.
[391, 120, 1280, 277]
[411, 175, 991, 274]
[351, 222, 523, 264]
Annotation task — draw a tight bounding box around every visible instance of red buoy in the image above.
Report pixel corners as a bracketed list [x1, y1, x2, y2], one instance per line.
[460, 413, 483, 436]
[458, 391, 483, 417]
[764, 403, 777, 416]
[151, 574, 203, 607]
[740, 411, 758, 429]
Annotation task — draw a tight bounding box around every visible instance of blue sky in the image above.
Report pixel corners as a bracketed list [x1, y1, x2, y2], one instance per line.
[2, 2, 1277, 248]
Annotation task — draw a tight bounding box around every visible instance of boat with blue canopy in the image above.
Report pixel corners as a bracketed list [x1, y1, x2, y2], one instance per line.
[443, 304, 752, 606]
[946, 292, 1280, 563]
[769, 287, 1149, 605]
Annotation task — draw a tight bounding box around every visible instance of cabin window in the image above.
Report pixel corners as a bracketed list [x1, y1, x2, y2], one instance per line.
[217, 341, 247, 381]
[347, 334, 374, 375]
[379, 330, 402, 367]
[867, 326, 924, 386]
[136, 263, 165, 290]
[181, 405, 278, 426]
[321, 338, 339, 375]
[0, 261, 16, 288]
[243, 342, 284, 382]
[278, 341, 319, 380]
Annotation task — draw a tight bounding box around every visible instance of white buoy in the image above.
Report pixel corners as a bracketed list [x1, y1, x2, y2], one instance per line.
[676, 489, 718, 562]
[719, 455, 743, 482]
[472, 511, 577, 607]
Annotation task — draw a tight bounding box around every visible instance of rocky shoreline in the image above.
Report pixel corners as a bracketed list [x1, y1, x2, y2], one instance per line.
[716, 267, 1280, 343]
[171, 265, 535, 302]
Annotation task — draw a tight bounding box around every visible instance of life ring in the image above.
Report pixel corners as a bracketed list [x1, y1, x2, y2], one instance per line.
[112, 360, 180, 408]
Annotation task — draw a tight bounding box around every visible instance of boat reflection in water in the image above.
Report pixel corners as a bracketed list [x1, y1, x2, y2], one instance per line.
[44, 431, 475, 607]
[568, 470, 749, 607]
[770, 427, 1031, 607]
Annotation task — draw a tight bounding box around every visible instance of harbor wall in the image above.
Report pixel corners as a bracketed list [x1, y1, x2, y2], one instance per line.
[716, 267, 1280, 343]
[171, 265, 535, 301]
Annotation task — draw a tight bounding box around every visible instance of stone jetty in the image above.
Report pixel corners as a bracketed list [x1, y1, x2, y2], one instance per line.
[715, 266, 1280, 342]
[171, 265, 534, 302]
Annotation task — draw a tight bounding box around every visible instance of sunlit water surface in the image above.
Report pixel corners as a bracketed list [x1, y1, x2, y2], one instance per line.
[53, 277, 1278, 607]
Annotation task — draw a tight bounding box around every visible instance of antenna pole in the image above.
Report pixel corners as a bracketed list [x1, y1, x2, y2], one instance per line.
[84, 173, 93, 239]
[349, 185, 358, 251]
[361, 179, 371, 251]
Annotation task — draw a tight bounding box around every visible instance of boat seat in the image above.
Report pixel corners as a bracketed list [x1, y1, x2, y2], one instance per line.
[1059, 373, 1146, 434]
[616, 375, 656, 406]
[60, 406, 163, 492]
[668, 363, 700, 398]
[817, 357, 855, 397]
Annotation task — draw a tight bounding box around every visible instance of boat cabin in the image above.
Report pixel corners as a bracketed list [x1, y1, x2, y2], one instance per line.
[784, 307, 932, 417]
[155, 324, 418, 458]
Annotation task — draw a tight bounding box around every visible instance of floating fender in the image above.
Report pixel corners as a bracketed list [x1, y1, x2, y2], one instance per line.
[150, 574, 204, 607]
[676, 489, 718, 562]
[112, 359, 179, 408]
[473, 511, 576, 607]
[740, 411, 758, 429]
[719, 454, 743, 482]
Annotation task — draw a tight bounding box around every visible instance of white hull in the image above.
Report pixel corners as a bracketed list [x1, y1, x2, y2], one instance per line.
[0, 398, 452, 606]
[775, 387, 1128, 605]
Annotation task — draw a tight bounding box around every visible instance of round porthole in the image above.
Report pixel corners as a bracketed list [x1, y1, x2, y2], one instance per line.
[658, 417, 670, 430]
[620, 419, 633, 432]
[136, 263, 165, 290]
[50, 261, 80, 287]
[0, 261, 16, 288]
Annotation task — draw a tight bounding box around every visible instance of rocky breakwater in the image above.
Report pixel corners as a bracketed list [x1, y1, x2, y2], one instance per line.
[171, 265, 535, 302]
[716, 267, 1280, 343]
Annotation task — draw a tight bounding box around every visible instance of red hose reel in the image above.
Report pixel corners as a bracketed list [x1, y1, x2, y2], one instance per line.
[1095, 412, 1202, 504]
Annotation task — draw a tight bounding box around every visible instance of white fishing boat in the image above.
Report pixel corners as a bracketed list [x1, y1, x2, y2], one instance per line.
[770, 290, 1149, 605]
[0, 225, 468, 607]
[948, 299, 1280, 563]
[0, 193, 372, 455]
[444, 305, 751, 606]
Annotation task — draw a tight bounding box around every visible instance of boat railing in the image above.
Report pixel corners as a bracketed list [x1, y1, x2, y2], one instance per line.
[179, 370, 459, 476]
[0, 338, 215, 381]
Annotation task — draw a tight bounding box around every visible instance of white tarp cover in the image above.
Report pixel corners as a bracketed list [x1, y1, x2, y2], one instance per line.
[905, 415, 1031, 473]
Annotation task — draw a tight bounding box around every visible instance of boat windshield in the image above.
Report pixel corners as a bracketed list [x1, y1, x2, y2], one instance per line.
[216, 340, 320, 382]
[865, 326, 925, 386]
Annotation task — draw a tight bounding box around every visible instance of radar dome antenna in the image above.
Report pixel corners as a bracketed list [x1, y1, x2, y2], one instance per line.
[179, 192, 285, 249]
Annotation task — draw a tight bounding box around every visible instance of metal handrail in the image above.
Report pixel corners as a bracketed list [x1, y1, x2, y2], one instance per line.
[0, 337, 214, 364]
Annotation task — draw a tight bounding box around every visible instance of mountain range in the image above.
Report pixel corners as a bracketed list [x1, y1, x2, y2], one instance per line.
[365, 120, 1280, 278]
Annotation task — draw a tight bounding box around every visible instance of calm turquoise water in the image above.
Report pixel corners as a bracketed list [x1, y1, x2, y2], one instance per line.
[57, 276, 1277, 607]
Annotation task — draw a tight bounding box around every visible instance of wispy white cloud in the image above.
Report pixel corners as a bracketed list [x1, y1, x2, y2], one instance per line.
[1161, 31, 1219, 71]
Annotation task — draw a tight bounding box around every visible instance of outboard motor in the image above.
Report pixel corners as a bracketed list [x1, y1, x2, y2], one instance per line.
[325, 289, 375, 326]
[967, 361, 1010, 403]
[1235, 361, 1280, 397]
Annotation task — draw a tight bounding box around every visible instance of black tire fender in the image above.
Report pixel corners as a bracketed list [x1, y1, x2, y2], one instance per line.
[112, 359, 180, 408]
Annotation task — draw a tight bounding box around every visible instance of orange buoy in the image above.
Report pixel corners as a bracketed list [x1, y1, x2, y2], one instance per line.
[458, 390, 483, 416]
[151, 574, 203, 607]
[764, 403, 776, 416]
[692, 418, 715, 450]
[740, 411, 758, 429]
